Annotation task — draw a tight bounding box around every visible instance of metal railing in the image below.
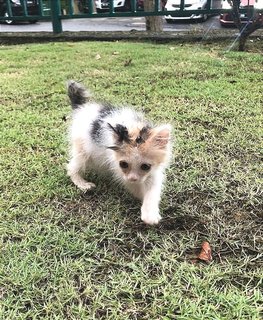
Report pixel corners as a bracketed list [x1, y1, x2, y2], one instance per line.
[0, 0, 261, 33]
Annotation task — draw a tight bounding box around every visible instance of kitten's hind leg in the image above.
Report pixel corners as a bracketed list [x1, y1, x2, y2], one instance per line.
[67, 154, 96, 192]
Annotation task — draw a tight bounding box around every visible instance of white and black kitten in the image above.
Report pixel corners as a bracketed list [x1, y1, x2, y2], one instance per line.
[67, 81, 172, 225]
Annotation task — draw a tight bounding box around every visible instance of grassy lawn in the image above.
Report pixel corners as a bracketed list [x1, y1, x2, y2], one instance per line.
[0, 40, 262, 319]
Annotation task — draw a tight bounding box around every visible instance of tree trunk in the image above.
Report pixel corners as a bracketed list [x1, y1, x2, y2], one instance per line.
[144, 0, 163, 32]
[238, 33, 248, 51]
[231, 0, 263, 51]
[238, 20, 262, 51]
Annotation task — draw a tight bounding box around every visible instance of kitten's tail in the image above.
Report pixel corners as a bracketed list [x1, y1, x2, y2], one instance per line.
[67, 80, 92, 109]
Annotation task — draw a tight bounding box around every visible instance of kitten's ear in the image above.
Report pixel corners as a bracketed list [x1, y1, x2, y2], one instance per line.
[151, 125, 171, 149]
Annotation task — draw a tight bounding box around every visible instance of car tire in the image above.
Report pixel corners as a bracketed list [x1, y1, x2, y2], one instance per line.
[78, 1, 84, 12]
[4, 12, 14, 25]
[165, 18, 173, 24]
[200, 13, 208, 22]
[124, 0, 131, 11]
[29, 20, 38, 24]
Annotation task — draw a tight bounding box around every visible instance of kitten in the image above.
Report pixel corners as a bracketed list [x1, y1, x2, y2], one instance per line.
[67, 81, 172, 225]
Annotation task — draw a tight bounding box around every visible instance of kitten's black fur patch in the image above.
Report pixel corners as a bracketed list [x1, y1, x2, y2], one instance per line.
[136, 126, 151, 144]
[108, 123, 131, 144]
[135, 136, 144, 144]
[99, 102, 115, 117]
[91, 103, 151, 147]
[91, 119, 103, 143]
[91, 104, 115, 144]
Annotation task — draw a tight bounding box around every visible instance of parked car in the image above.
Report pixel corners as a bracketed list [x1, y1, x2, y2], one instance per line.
[0, 0, 39, 24]
[164, 0, 210, 22]
[78, 0, 132, 12]
[219, 0, 263, 27]
[77, 0, 166, 12]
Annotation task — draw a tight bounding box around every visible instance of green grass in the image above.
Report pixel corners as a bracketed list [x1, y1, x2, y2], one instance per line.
[0, 40, 262, 319]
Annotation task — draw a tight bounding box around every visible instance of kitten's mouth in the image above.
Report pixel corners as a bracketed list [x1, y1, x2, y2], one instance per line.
[127, 179, 139, 183]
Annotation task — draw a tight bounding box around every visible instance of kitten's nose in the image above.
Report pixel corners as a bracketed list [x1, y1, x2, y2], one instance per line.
[127, 174, 139, 182]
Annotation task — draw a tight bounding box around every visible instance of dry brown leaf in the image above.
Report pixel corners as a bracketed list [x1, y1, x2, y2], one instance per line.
[198, 241, 212, 263]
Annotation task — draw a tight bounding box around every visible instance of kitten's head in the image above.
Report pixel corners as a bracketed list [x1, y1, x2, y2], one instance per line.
[108, 124, 171, 184]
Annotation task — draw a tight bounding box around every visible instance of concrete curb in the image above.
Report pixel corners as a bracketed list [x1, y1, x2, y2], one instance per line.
[0, 30, 262, 44]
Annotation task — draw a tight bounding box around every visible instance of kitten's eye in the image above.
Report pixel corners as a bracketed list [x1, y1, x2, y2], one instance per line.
[119, 161, 129, 169]
[141, 163, 151, 171]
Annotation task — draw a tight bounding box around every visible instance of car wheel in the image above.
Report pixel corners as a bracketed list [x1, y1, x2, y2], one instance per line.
[4, 12, 14, 25]
[124, 0, 131, 11]
[29, 20, 38, 24]
[78, 1, 84, 12]
[165, 18, 173, 24]
[200, 13, 208, 22]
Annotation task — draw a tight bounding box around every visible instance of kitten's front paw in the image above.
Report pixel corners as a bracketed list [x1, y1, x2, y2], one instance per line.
[141, 209, 162, 225]
[77, 182, 96, 192]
